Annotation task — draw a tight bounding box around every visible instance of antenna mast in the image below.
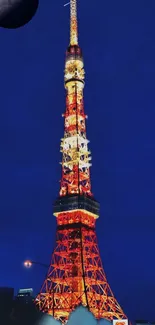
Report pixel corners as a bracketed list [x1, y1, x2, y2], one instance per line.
[70, 0, 78, 45]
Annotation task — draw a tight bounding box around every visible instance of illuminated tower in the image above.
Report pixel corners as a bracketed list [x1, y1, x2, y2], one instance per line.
[36, 0, 127, 323]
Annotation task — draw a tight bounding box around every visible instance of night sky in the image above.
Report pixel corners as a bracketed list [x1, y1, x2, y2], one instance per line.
[1, 0, 155, 322]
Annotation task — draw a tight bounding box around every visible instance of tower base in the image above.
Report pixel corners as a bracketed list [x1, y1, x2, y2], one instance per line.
[35, 209, 126, 323]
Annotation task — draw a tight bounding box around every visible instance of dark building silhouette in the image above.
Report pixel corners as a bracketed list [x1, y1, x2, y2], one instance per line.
[11, 288, 38, 325]
[135, 321, 155, 325]
[0, 287, 14, 324]
[16, 288, 34, 304]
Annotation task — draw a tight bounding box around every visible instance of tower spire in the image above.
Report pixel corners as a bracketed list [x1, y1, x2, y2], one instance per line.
[70, 0, 78, 45]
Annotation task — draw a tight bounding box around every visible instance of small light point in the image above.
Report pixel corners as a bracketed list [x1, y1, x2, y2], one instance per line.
[24, 260, 32, 268]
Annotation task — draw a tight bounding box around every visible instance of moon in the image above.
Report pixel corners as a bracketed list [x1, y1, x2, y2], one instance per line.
[0, 0, 39, 28]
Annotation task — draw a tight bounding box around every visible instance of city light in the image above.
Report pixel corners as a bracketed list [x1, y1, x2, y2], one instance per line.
[23, 260, 48, 269]
[24, 260, 33, 268]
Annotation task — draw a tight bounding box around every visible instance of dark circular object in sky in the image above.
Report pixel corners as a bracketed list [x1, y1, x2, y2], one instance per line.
[0, 0, 39, 29]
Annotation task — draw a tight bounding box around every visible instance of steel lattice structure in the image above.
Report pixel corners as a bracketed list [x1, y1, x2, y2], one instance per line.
[35, 0, 127, 323]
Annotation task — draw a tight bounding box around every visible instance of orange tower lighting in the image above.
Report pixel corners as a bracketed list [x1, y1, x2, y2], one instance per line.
[35, 0, 128, 323]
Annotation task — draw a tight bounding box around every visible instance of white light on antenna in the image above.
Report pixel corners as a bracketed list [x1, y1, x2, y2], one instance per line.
[64, 2, 70, 7]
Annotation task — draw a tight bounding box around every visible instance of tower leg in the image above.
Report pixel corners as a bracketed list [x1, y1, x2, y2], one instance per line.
[36, 218, 126, 323]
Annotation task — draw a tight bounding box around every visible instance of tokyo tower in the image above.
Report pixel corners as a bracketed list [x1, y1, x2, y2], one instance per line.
[36, 0, 127, 323]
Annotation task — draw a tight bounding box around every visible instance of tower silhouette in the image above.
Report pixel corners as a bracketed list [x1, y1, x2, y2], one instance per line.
[36, 0, 127, 323]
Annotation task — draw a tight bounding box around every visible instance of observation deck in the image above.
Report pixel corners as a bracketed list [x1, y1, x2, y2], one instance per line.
[53, 194, 99, 218]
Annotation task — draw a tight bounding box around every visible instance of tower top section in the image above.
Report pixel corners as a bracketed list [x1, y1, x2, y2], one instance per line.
[70, 0, 78, 46]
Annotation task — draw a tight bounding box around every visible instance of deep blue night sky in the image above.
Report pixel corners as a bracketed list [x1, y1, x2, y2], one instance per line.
[1, 0, 155, 322]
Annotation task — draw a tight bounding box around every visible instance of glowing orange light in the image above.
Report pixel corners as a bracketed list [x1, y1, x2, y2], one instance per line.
[24, 260, 32, 268]
[35, 0, 129, 324]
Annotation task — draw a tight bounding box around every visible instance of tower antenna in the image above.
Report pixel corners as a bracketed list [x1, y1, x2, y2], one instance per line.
[70, 0, 78, 45]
